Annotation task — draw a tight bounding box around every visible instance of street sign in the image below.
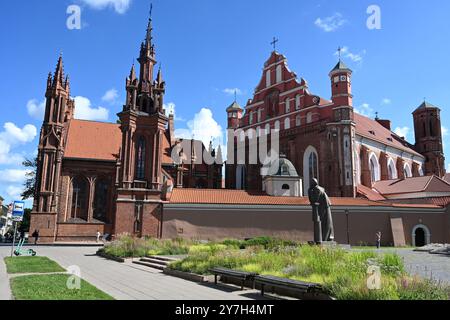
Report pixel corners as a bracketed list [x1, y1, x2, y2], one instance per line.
[12, 201, 25, 222]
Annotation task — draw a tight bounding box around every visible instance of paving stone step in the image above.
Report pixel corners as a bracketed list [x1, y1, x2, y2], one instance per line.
[140, 257, 170, 266]
[132, 260, 166, 271]
[148, 255, 180, 262]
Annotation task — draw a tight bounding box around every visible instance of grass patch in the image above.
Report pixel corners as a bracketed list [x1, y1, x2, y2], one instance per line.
[4, 257, 65, 274]
[10, 274, 114, 300]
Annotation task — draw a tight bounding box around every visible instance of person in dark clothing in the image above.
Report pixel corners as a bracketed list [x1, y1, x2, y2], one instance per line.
[32, 229, 39, 245]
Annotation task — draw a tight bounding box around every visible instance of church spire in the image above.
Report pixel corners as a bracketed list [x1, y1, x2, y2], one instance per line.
[145, 3, 153, 47]
[53, 54, 65, 87]
[129, 63, 136, 81]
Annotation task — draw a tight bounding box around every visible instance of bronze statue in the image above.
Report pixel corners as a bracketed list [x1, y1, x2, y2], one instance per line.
[308, 178, 335, 243]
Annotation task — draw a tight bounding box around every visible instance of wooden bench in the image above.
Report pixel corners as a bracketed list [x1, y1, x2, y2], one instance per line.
[254, 275, 323, 297]
[209, 267, 258, 290]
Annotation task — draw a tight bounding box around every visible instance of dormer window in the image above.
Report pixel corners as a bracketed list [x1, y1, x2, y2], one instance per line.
[369, 130, 375, 136]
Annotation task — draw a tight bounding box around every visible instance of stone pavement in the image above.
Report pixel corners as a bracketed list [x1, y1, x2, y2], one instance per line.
[0, 249, 11, 300]
[0, 246, 260, 300]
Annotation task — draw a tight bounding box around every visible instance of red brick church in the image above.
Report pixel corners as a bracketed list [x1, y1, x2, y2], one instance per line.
[30, 16, 222, 242]
[30, 14, 450, 245]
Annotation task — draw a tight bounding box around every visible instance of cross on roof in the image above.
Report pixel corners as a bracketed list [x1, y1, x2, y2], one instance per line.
[271, 37, 279, 51]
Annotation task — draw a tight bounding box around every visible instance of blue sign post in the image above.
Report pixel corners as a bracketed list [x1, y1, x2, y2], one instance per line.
[10, 201, 25, 257]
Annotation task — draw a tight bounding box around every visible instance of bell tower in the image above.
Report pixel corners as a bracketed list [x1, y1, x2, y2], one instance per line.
[413, 101, 446, 177]
[327, 54, 356, 197]
[115, 9, 168, 238]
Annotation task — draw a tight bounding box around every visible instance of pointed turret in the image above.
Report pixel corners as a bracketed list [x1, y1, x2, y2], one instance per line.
[156, 65, 163, 85]
[129, 64, 137, 82]
[53, 54, 65, 87]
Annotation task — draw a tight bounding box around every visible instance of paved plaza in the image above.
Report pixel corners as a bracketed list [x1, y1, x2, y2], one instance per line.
[0, 246, 449, 300]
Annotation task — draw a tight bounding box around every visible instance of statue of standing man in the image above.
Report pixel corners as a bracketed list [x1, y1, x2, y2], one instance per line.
[308, 178, 335, 243]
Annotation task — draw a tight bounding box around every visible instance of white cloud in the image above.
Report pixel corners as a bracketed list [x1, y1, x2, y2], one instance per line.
[0, 169, 29, 183]
[164, 102, 186, 122]
[27, 99, 46, 120]
[354, 103, 374, 117]
[0, 122, 36, 166]
[101, 89, 119, 104]
[174, 108, 223, 149]
[442, 126, 448, 137]
[394, 126, 411, 139]
[315, 13, 347, 32]
[382, 98, 391, 105]
[80, 0, 132, 14]
[223, 88, 243, 96]
[73, 96, 109, 121]
[334, 46, 366, 63]
[6, 186, 24, 201]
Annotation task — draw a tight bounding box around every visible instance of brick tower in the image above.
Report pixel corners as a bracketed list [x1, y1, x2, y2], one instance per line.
[413, 101, 446, 177]
[31, 55, 75, 242]
[115, 13, 168, 238]
[327, 59, 356, 197]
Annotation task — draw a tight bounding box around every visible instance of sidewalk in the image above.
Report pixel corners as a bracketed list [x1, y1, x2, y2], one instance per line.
[0, 246, 259, 300]
[0, 251, 12, 300]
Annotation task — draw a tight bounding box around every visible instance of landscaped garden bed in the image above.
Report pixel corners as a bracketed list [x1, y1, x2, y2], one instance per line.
[4, 256, 65, 274]
[101, 235, 450, 300]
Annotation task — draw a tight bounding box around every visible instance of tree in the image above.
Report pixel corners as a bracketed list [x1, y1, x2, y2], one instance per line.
[21, 157, 37, 200]
[18, 208, 31, 233]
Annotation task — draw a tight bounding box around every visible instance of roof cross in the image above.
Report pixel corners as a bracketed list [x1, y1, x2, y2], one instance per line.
[271, 37, 279, 51]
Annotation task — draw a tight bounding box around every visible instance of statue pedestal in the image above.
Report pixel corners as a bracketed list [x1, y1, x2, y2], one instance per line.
[320, 241, 338, 248]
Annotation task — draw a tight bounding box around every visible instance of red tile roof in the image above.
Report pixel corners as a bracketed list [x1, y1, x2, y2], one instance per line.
[168, 188, 440, 208]
[443, 173, 450, 184]
[65, 120, 122, 161]
[64, 119, 175, 164]
[373, 175, 450, 195]
[357, 184, 386, 201]
[354, 113, 422, 157]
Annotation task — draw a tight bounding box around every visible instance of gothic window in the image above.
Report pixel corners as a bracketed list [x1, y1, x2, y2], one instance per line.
[303, 146, 319, 192]
[284, 118, 291, 130]
[369, 154, 380, 183]
[266, 70, 271, 87]
[309, 152, 319, 181]
[71, 176, 88, 221]
[274, 120, 280, 132]
[404, 163, 412, 178]
[265, 123, 271, 135]
[276, 65, 282, 83]
[285, 98, 290, 113]
[296, 115, 301, 127]
[93, 178, 109, 223]
[388, 158, 397, 180]
[136, 136, 146, 180]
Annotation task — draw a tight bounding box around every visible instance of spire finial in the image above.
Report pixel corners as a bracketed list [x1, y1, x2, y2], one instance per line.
[271, 37, 279, 51]
[145, 3, 153, 45]
[375, 111, 379, 120]
[337, 46, 342, 61]
[234, 89, 237, 103]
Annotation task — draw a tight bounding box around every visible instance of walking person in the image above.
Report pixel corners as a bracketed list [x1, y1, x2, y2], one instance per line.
[32, 229, 39, 245]
[376, 231, 382, 249]
[96, 230, 101, 243]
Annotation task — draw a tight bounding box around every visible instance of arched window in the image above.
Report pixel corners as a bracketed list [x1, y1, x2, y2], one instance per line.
[136, 137, 146, 180]
[71, 176, 88, 221]
[281, 164, 289, 176]
[369, 153, 380, 183]
[295, 95, 301, 110]
[256, 127, 261, 137]
[282, 184, 290, 190]
[285, 98, 290, 113]
[257, 109, 262, 122]
[93, 178, 109, 223]
[276, 65, 282, 83]
[266, 70, 271, 87]
[306, 112, 313, 124]
[404, 163, 412, 178]
[296, 115, 301, 127]
[418, 165, 424, 176]
[388, 158, 397, 180]
[265, 123, 271, 135]
[303, 146, 319, 192]
[274, 120, 280, 132]
[284, 118, 291, 130]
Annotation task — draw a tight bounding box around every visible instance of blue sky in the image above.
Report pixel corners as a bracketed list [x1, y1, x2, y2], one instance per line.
[0, 0, 449, 206]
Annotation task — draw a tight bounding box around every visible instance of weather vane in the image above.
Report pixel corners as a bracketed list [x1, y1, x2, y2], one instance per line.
[337, 46, 342, 60]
